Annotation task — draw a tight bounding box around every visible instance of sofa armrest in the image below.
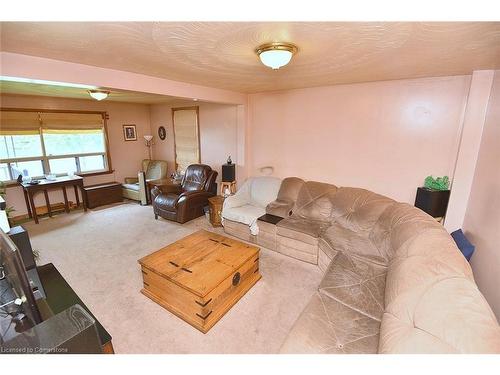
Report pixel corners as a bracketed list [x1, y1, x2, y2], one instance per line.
[155, 183, 183, 195]
[177, 190, 211, 207]
[124, 177, 139, 184]
[223, 195, 248, 210]
[151, 186, 162, 203]
[266, 199, 294, 218]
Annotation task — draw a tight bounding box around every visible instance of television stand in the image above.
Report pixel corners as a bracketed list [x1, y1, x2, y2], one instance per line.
[36, 263, 114, 353]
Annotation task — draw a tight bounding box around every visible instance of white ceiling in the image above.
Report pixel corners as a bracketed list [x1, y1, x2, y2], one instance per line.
[1, 22, 500, 93]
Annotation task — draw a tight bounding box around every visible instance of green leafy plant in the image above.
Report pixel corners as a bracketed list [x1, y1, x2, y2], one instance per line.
[424, 175, 450, 191]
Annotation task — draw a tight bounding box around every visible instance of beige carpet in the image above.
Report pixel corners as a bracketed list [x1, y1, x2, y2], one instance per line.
[23, 202, 322, 353]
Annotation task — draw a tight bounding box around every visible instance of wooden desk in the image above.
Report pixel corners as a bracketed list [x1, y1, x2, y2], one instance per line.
[21, 176, 87, 224]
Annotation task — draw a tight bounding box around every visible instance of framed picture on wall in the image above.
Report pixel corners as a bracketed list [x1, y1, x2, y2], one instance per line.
[123, 124, 137, 141]
[158, 126, 166, 140]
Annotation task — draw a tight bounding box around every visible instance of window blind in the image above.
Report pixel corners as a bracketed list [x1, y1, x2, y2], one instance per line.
[40, 112, 104, 131]
[0, 111, 40, 134]
[0, 111, 104, 134]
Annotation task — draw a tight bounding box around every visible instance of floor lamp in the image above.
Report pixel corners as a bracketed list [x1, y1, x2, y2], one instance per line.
[144, 135, 154, 160]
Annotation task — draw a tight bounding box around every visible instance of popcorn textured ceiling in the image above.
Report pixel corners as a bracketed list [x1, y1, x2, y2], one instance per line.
[1, 22, 499, 93]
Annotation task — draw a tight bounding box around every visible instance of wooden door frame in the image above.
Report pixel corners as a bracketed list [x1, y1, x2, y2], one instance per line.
[171, 106, 201, 171]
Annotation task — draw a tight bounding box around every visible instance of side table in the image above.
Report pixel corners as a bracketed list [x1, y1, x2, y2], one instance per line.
[257, 213, 284, 251]
[220, 181, 236, 196]
[208, 195, 225, 227]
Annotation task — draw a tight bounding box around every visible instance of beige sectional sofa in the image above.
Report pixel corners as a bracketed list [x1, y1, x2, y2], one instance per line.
[222, 178, 500, 353]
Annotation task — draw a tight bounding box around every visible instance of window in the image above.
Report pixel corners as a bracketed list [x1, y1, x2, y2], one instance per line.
[0, 110, 110, 182]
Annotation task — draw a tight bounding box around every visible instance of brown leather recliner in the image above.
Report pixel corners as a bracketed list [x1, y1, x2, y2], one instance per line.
[151, 164, 218, 223]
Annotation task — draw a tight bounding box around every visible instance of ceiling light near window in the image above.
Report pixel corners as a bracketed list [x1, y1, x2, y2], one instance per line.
[88, 90, 110, 101]
[255, 42, 298, 70]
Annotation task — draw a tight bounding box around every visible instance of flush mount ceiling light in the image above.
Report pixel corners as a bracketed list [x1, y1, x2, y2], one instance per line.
[255, 42, 298, 70]
[88, 90, 110, 101]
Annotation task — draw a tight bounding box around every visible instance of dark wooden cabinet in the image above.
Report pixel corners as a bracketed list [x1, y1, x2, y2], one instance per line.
[83, 182, 122, 209]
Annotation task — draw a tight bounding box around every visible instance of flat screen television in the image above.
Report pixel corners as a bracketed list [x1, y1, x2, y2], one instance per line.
[0, 229, 42, 336]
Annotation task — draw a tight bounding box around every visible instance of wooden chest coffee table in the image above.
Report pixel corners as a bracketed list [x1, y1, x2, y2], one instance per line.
[138, 230, 261, 333]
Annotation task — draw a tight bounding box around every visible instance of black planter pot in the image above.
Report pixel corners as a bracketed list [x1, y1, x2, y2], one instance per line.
[414, 187, 451, 218]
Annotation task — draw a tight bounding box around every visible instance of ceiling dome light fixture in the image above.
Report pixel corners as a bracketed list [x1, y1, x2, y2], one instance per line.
[88, 90, 110, 101]
[255, 42, 298, 70]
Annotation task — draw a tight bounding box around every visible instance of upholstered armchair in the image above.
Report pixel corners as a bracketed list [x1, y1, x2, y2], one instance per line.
[122, 159, 168, 205]
[151, 164, 218, 223]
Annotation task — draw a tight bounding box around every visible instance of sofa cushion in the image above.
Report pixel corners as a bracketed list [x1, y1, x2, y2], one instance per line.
[122, 183, 140, 191]
[379, 277, 500, 353]
[182, 164, 213, 192]
[384, 228, 474, 315]
[154, 193, 180, 211]
[222, 204, 265, 230]
[370, 202, 439, 261]
[276, 236, 318, 264]
[318, 238, 338, 260]
[248, 176, 282, 208]
[276, 216, 327, 245]
[330, 187, 395, 231]
[318, 241, 337, 274]
[266, 199, 294, 218]
[321, 222, 388, 266]
[145, 160, 168, 180]
[277, 177, 305, 202]
[379, 223, 500, 354]
[319, 252, 386, 321]
[293, 181, 338, 223]
[280, 292, 380, 354]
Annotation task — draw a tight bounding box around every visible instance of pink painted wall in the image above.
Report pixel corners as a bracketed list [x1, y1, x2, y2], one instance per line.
[463, 70, 500, 319]
[149, 102, 239, 185]
[248, 75, 471, 203]
[1, 94, 152, 215]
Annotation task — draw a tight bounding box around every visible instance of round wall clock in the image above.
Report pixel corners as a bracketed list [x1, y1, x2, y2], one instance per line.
[158, 126, 166, 140]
